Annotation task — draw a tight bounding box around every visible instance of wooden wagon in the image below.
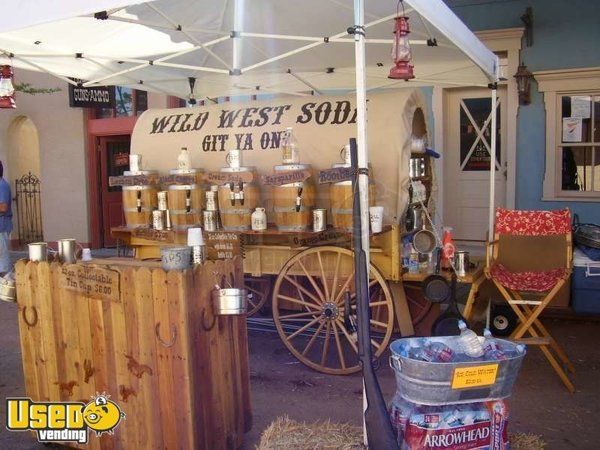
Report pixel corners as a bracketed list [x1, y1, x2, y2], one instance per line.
[111, 223, 487, 376]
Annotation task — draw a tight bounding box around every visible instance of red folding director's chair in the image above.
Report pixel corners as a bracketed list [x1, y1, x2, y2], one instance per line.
[485, 208, 575, 392]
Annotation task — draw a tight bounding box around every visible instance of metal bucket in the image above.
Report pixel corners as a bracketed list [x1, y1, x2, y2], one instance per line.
[0, 277, 16, 303]
[28, 242, 48, 262]
[212, 288, 248, 315]
[389, 337, 526, 405]
[160, 246, 192, 271]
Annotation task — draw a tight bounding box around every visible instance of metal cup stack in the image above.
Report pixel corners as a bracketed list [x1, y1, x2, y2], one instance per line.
[204, 185, 220, 231]
[187, 227, 206, 265]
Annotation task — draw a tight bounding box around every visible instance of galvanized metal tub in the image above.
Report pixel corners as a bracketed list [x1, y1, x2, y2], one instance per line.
[160, 246, 192, 271]
[389, 337, 526, 405]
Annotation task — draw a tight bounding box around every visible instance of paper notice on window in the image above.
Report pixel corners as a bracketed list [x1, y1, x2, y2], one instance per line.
[571, 96, 591, 118]
[562, 117, 582, 142]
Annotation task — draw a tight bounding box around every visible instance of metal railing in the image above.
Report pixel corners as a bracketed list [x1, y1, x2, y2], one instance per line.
[14, 172, 43, 246]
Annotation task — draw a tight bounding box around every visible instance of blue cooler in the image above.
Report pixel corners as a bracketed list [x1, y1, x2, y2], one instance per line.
[572, 248, 600, 314]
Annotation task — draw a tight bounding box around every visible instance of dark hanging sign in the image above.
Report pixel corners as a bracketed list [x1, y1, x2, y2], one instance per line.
[68, 85, 116, 108]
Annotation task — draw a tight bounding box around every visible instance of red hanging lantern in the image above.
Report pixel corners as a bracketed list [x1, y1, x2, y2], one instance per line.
[389, 16, 415, 80]
[0, 65, 16, 109]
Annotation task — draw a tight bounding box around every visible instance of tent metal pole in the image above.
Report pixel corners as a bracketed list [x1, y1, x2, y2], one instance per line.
[153, 61, 230, 74]
[488, 86, 498, 264]
[353, 0, 369, 444]
[105, 15, 230, 35]
[287, 70, 323, 95]
[145, 2, 233, 71]
[242, 11, 405, 73]
[8, 54, 78, 86]
[83, 62, 149, 86]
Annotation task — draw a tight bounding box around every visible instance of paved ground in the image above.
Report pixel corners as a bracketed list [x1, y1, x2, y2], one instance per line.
[1, 252, 599, 449]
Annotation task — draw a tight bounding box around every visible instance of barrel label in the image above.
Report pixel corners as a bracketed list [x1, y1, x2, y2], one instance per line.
[109, 174, 159, 187]
[318, 167, 356, 184]
[159, 174, 199, 185]
[206, 171, 254, 184]
[262, 169, 311, 186]
[59, 265, 120, 302]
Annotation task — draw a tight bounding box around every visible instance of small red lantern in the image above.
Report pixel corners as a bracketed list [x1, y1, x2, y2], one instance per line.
[389, 16, 415, 80]
[0, 65, 16, 109]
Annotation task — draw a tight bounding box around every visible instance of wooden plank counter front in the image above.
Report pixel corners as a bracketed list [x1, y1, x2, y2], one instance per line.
[15, 257, 251, 450]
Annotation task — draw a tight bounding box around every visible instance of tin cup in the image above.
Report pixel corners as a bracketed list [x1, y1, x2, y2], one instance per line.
[203, 210, 218, 232]
[157, 191, 168, 211]
[313, 209, 327, 232]
[57, 239, 81, 264]
[129, 154, 142, 173]
[340, 144, 352, 166]
[152, 210, 165, 230]
[28, 242, 48, 262]
[226, 149, 241, 169]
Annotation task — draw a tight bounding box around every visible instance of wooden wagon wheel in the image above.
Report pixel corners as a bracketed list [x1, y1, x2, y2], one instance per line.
[244, 276, 271, 316]
[272, 246, 394, 375]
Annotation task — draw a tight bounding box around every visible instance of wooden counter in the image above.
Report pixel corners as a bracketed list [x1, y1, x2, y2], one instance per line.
[15, 257, 251, 450]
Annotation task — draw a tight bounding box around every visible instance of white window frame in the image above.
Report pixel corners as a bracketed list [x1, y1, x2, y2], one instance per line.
[537, 67, 600, 201]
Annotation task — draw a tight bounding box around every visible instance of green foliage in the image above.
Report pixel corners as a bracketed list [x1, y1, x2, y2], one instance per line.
[14, 82, 61, 95]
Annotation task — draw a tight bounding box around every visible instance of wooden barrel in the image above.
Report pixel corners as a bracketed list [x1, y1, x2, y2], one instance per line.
[329, 163, 376, 231]
[273, 164, 316, 231]
[166, 169, 206, 231]
[217, 166, 260, 231]
[122, 170, 158, 228]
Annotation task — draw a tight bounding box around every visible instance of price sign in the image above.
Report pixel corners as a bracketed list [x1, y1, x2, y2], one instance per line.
[205, 231, 242, 260]
[451, 364, 499, 389]
[132, 228, 175, 243]
[60, 265, 120, 302]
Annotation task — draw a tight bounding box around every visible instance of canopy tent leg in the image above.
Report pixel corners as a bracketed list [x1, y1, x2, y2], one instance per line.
[487, 85, 498, 264]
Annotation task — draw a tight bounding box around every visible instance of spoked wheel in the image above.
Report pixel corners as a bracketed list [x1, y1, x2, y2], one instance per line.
[272, 246, 394, 375]
[244, 276, 271, 316]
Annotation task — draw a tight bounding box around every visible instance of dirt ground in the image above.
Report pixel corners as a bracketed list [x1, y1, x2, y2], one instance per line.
[1, 254, 599, 449]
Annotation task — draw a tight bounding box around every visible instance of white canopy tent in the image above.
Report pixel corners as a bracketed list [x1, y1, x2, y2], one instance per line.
[0, 0, 499, 446]
[0, 0, 500, 247]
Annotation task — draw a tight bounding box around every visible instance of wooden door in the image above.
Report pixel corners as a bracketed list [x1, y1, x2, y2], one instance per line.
[99, 135, 130, 247]
[444, 87, 507, 242]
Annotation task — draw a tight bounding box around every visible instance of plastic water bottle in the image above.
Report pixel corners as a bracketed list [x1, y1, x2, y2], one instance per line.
[457, 320, 484, 358]
[482, 328, 507, 360]
[412, 341, 455, 362]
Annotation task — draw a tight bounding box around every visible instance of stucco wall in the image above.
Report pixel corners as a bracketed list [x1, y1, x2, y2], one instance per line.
[0, 69, 88, 244]
[448, 0, 600, 222]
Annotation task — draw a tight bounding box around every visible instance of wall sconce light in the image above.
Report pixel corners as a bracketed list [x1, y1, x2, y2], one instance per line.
[514, 63, 533, 105]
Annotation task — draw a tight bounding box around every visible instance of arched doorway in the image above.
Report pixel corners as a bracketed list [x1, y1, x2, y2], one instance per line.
[7, 116, 43, 245]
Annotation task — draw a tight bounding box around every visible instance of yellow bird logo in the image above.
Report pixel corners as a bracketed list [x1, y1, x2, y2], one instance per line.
[82, 394, 125, 436]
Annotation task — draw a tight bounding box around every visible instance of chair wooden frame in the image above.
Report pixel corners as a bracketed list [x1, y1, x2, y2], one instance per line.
[484, 212, 575, 393]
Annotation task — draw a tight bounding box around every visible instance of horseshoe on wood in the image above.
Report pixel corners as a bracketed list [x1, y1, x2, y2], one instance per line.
[201, 308, 217, 331]
[155, 322, 177, 348]
[22, 306, 38, 327]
